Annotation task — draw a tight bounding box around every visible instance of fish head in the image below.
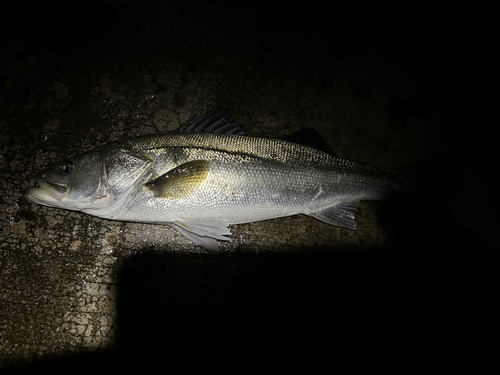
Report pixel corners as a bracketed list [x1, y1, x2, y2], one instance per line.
[24, 146, 153, 215]
[23, 151, 107, 211]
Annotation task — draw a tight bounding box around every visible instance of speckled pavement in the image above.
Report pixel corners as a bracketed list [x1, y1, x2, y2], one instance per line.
[1, 2, 496, 371]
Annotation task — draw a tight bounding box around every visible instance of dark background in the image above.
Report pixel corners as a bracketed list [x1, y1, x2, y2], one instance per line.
[1, 0, 496, 372]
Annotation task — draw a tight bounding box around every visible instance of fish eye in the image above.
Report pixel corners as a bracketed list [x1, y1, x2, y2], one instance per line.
[60, 161, 74, 174]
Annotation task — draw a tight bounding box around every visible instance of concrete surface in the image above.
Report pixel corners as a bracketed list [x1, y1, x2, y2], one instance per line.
[1, 1, 496, 372]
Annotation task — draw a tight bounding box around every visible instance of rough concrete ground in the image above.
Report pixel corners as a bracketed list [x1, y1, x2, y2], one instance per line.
[1, 2, 497, 371]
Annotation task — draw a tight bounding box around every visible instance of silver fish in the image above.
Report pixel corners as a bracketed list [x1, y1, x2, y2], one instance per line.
[23, 109, 404, 252]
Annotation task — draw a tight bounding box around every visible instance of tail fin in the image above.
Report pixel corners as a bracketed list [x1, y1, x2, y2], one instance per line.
[393, 157, 460, 205]
[380, 157, 459, 250]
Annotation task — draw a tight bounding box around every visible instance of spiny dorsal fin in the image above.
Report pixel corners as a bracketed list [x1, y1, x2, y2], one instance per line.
[173, 108, 245, 135]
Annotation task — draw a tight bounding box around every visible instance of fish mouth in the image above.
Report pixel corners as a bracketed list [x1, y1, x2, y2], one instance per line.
[23, 177, 68, 206]
[41, 179, 68, 194]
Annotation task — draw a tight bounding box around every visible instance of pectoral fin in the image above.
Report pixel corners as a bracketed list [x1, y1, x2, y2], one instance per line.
[146, 160, 210, 199]
[309, 201, 359, 230]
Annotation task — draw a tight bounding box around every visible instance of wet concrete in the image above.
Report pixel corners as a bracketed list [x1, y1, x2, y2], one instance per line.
[1, 1, 497, 371]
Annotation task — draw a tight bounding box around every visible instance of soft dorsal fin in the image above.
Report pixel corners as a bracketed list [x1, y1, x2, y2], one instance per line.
[278, 128, 336, 156]
[173, 108, 245, 135]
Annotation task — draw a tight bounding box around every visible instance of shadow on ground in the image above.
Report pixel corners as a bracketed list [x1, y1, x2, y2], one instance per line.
[3, 198, 495, 372]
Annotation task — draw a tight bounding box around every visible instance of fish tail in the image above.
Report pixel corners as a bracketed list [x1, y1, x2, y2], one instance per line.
[377, 156, 460, 249]
[394, 157, 459, 205]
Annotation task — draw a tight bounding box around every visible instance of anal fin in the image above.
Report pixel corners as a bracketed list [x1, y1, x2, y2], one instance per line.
[309, 201, 359, 230]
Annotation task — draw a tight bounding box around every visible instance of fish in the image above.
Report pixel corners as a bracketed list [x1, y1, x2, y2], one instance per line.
[23, 108, 405, 252]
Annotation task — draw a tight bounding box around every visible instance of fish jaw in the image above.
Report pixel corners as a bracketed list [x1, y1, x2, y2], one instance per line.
[23, 173, 103, 211]
[22, 184, 89, 211]
[23, 186, 64, 208]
